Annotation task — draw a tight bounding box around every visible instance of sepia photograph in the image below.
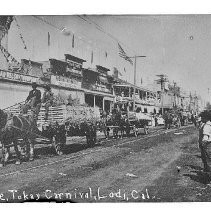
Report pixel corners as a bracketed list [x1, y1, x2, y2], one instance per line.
[1, 5, 211, 203]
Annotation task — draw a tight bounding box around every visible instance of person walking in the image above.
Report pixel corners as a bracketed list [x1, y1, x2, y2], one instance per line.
[198, 110, 211, 173]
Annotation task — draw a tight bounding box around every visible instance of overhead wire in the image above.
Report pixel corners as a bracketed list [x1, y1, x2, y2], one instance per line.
[77, 15, 137, 55]
[31, 15, 135, 78]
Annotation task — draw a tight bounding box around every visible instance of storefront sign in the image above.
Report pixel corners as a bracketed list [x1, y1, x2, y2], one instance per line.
[0, 69, 38, 83]
[93, 84, 111, 93]
[51, 75, 81, 89]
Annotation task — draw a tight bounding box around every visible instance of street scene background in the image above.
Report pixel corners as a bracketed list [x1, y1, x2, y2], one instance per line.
[0, 14, 210, 203]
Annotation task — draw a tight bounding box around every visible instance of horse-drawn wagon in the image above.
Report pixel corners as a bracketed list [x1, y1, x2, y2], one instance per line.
[0, 102, 100, 166]
[99, 100, 151, 139]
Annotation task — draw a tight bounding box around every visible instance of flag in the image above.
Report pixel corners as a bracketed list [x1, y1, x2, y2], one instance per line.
[124, 67, 126, 72]
[105, 51, 108, 58]
[118, 70, 122, 76]
[141, 78, 143, 84]
[91, 51, 93, 64]
[118, 43, 133, 65]
[72, 34, 75, 48]
[48, 32, 50, 46]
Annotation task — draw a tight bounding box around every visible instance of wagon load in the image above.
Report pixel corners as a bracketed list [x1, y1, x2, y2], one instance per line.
[135, 112, 152, 121]
[65, 106, 101, 124]
[135, 112, 152, 127]
[127, 111, 137, 121]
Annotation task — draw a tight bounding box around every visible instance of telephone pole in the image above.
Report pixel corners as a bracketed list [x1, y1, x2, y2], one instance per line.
[155, 74, 168, 114]
[128, 55, 146, 111]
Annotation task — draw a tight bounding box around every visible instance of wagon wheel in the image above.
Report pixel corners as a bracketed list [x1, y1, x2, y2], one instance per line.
[52, 135, 66, 155]
[17, 138, 30, 160]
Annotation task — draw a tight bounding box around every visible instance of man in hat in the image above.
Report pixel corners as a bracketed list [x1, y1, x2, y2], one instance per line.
[198, 110, 211, 172]
[21, 82, 41, 121]
[42, 84, 54, 120]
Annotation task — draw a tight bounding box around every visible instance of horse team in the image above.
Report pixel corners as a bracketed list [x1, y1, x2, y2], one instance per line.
[0, 102, 196, 168]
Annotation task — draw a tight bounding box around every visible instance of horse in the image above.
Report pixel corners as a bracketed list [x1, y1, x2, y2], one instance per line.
[0, 109, 36, 167]
[110, 109, 129, 139]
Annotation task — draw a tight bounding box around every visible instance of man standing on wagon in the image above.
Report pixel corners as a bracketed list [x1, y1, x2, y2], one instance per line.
[42, 84, 54, 120]
[21, 82, 41, 122]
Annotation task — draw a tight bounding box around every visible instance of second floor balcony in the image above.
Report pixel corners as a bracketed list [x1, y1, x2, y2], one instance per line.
[82, 81, 113, 94]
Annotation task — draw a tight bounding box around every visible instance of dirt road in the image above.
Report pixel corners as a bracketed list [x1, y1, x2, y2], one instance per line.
[0, 125, 206, 203]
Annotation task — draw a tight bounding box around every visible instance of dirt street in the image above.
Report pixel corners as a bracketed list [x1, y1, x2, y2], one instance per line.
[0, 125, 207, 203]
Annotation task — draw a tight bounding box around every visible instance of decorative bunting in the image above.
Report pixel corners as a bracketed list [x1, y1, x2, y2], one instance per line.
[14, 17, 28, 51]
[0, 44, 21, 70]
[0, 16, 13, 42]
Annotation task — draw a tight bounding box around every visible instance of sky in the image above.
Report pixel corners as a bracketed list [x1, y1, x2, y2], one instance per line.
[6, 15, 211, 102]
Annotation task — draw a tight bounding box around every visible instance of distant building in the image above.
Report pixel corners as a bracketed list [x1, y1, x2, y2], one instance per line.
[113, 79, 160, 114]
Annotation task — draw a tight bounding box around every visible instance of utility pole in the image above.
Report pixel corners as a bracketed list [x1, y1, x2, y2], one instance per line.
[133, 55, 137, 111]
[173, 81, 176, 108]
[128, 55, 146, 111]
[155, 74, 168, 114]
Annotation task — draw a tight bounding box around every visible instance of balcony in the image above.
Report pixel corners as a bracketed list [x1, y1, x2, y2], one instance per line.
[82, 82, 112, 94]
[66, 68, 82, 77]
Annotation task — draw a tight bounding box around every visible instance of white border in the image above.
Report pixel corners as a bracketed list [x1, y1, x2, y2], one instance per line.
[1, 0, 211, 209]
[0, 0, 211, 15]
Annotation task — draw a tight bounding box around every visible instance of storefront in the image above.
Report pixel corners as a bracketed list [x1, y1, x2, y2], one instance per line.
[84, 90, 114, 113]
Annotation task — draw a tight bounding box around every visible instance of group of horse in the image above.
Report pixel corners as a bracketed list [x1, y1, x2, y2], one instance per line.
[162, 110, 191, 129]
[0, 106, 195, 167]
[98, 109, 149, 139]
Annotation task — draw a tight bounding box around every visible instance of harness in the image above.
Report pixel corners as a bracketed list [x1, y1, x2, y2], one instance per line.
[2, 114, 50, 141]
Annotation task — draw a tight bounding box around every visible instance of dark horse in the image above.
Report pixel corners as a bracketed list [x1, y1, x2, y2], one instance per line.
[0, 109, 36, 167]
[107, 109, 129, 139]
[163, 111, 181, 129]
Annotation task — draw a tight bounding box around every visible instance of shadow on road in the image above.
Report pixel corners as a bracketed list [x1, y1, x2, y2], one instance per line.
[34, 142, 103, 158]
[187, 164, 203, 171]
[183, 170, 211, 185]
[195, 154, 202, 159]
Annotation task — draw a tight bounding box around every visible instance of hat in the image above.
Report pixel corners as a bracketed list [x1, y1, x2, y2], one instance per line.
[32, 82, 38, 88]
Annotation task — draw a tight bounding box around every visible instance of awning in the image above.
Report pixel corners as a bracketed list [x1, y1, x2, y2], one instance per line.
[83, 89, 115, 98]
